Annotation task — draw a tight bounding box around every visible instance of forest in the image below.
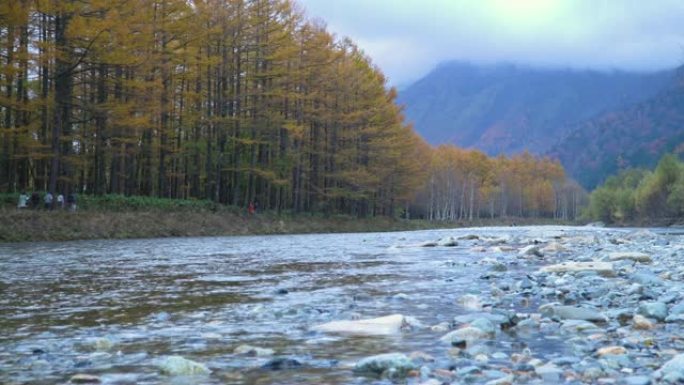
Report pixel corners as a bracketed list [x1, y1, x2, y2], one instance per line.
[0, 0, 582, 220]
[586, 154, 684, 224]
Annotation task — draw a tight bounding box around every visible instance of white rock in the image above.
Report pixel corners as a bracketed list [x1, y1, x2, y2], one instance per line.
[458, 294, 483, 311]
[540, 242, 567, 254]
[437, 236, 459, 247]
[539, 261, 615, 277]
[608, 252, 652, 263]
[312, 314, 409, 336]
[158, 356, 210, 375]
[440, 326, 490, 346]
[518, 245, 542, 257]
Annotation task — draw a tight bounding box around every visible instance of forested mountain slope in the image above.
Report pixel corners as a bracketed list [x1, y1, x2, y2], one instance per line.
[548, 69, 684, 189]
[399, 61, 673, 155]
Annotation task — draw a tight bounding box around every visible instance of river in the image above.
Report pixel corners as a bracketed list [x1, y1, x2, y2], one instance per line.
[1, 226, 684, 384]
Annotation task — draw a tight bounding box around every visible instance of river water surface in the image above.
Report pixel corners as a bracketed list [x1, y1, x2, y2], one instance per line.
[1, 226, 681, 384]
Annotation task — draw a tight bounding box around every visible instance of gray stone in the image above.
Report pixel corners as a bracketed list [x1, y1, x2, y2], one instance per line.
[535, 363, 563, 382]
[670, 301, 684, 315]
[622, 375, 650, 385]
[158, 356, 210, 375]
[656, 353, 684, 381]
[470, 317, 497, 335]
[70, 374, 101, 384]
[542, 305, 608, 322]
[453, 312, 512, 327]
[261, 357, 302, 370]
[440, 326, 490, 347]
[638, 302, 668, 321]
[312, 314, 408, 336]
[540, 261, 615, 277]
[631, 273, 663, 286]
[353, 353, 415, 378]
[608, 252, 652, 263]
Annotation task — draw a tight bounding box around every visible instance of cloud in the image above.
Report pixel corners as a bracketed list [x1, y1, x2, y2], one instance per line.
[298, 0, 684, 86]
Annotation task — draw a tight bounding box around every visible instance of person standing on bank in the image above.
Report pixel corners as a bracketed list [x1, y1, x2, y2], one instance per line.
[67, 193, 77, 211]
[56, 193, 65, 209]
[44, 191, 53, 210]
[17, 191, 29, 209]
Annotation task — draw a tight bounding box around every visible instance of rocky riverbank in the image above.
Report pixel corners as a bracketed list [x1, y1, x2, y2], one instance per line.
[0, 208, 564, 243]
[3, 226, 683, 384]
[303, 227, 684, 384]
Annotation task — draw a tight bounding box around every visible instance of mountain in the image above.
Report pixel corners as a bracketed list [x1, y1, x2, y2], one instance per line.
[398, 61, 674, 155]
[548, 70, 684, 189]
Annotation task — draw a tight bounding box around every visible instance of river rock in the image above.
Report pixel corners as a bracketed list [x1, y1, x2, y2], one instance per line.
[458, 294, 483, 310]
[70, 374, 101, 384]
[518, 245, 542, 257]
[158, 356, 210, 375]
[654, 353, 684, 382]
[608, 252, 652, 263]
[470, 317, 498, 335]
[418, 241, 438, 247]
[437, 236, 459, 247]
[638, 302, 668, 321]
[622, 376, 651, 385]
[535, 363, 563, 382]
[539, 261, 615, 277]
[540, 242, 567, 254]
[560, 320, 603, 334]
[233, 344, 274, 357]
[596, 346, 627, 356]
[453, 312, 514, 328]
[440, 326, 490, 347]
[541, 305, 608, 322]
[311, 314, 408, 336]
[85, 337, 114, 352]
[632, 315, 654, 330]
[353, 353, 416, 378]
[261, 357, 302, 370]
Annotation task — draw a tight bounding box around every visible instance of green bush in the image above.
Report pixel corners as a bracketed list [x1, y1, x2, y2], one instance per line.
[587, 153, 684, 223]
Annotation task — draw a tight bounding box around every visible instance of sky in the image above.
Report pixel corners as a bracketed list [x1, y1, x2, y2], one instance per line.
[298, 0, 684, 87]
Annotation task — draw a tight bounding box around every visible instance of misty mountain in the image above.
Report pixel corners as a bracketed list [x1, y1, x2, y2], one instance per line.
[548, 69, 684, 189]
[398, 61, 674, 155]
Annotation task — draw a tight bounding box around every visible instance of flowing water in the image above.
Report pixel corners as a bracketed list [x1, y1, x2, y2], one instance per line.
[0, 226, 672, 384]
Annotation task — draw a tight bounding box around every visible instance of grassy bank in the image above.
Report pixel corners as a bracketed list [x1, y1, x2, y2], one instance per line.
[0, 193, 574, 243]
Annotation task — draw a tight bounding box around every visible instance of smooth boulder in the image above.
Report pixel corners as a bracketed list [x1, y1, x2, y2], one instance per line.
[608, 252, 652, 263]
[440, 326, 490, 347]
[541, 305, 608, 322]
[353, 353, 416, 378]
[158, 356, 210, 375]
[312, 314, 407, 336]
[539, 261, 615, 277]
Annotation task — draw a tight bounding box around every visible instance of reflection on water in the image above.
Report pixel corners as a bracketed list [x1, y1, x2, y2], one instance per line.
[1, 228, 590, 384]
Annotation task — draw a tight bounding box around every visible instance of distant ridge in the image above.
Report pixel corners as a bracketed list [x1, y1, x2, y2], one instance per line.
[548, 67, 684, 189]
[398, 61, 674, 156]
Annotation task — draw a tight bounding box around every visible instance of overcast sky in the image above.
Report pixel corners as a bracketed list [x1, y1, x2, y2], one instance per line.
[298, 0, 684, 87]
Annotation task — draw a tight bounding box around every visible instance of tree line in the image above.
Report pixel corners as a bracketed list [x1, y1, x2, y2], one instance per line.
[412, 147, 586, 221]
[0, 0, 582, 219]
[586, 154, 684, 224]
